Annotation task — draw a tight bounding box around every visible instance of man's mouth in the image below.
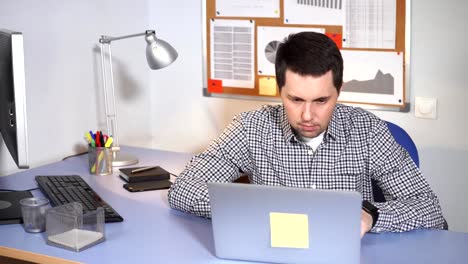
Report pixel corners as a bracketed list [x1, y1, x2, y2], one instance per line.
[299, 124, 319, 132]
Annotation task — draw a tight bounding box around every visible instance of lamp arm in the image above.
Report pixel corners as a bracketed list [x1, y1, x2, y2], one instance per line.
[99, 42, 119, 150]
[99, 41, 139, 166]
[99, 30, 155, 44]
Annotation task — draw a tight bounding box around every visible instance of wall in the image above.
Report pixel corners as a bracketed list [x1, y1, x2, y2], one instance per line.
[0, 0, 153, 175]
[410, 0, 468, 232]
[1, 0, 467, 232]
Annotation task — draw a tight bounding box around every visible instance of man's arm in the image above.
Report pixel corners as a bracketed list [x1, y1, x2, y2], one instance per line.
[369, 120, 446, 232]
[168, 116, 251, 218]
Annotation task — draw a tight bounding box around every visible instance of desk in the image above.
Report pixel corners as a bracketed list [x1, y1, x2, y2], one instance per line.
[1, 146, 468, 264]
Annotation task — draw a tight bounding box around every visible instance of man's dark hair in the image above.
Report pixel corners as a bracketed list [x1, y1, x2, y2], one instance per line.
[275, 32, 343, 92]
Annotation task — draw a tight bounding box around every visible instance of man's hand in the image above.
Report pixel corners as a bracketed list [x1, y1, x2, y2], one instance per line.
[361, 209, 373, 238]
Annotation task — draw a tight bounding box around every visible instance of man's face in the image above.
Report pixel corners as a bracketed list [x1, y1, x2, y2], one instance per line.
[280, 69, 339, 139]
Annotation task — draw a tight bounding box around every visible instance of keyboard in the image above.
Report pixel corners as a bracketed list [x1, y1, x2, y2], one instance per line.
[35, 175, 124, 223]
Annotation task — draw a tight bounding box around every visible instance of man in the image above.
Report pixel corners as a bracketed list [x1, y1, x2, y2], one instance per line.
[168, 32, 445, 237]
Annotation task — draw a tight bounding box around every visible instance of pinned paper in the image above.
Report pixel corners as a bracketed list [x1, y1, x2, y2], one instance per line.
[259, 77, 277, 96]
[325, 33, 343, 49]
[215, 0, 280, 18]
[208, 79, 223, 93]
[270, 212, 309, 249]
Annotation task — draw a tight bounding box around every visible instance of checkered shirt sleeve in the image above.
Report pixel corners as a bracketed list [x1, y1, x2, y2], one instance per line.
[167, 115, 251, 218]
[167, 104, 446, 232]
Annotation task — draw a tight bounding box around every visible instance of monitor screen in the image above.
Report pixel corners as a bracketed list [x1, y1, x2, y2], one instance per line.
[0, 29, 29, 169]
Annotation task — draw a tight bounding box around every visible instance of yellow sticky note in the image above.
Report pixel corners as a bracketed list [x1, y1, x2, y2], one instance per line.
[270, 212, 309, 249]
[259, 77, 277, 96]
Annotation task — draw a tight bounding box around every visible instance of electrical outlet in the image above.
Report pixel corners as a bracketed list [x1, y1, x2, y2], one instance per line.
[415, 97, 437, 119]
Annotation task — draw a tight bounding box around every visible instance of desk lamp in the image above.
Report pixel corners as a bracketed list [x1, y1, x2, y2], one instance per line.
[99, 30, 177, 166]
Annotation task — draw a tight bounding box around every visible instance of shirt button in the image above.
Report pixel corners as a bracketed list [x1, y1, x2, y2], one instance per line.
[311, 184, 317, 189]
[307, 150, 314, 155]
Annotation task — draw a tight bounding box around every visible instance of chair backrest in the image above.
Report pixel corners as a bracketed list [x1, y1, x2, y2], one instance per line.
[372, 121, 419, 203]
[385, 121, 419, 167]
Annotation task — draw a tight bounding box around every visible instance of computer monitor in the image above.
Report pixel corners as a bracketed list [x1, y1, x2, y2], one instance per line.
[0, 29, 29, 169]
[0, 29, 31, 225]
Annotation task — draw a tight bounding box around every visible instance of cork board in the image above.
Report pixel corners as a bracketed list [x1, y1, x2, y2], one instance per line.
[202, 0, 409, 109]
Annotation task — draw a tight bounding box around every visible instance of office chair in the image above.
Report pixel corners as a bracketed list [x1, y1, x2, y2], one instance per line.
[386, 121, 420, 166]
[375, 121, 448, 230]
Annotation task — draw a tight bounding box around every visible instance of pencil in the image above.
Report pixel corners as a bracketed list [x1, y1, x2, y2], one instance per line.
[131, 166, 158, 174]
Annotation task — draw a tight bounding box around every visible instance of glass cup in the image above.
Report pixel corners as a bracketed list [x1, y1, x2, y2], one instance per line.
[88, 147, 113, 175]
[20, 197, 50, 233]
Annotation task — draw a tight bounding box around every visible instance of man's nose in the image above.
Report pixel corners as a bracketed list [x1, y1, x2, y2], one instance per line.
[301, 102, 314, 121]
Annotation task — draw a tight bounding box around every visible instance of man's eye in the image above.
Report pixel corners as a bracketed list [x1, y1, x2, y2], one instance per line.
[316, 97, 328, 103]
[289, 97, 303, 102]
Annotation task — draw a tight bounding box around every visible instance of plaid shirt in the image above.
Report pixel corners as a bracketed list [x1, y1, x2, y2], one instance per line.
[168, 104, 445, 232]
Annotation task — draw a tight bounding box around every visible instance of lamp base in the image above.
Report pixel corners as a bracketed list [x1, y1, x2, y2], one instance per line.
[111, 151, 138, 167]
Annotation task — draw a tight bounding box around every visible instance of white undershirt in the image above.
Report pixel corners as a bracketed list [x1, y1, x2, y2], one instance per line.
[297, 131, 325, 152]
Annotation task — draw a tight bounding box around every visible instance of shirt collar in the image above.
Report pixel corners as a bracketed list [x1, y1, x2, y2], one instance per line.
[326, 104, 348, 143]
[280, 106, 297, 143]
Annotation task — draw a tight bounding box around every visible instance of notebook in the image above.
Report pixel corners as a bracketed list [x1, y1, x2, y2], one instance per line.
[119, 166, 170, 183]
[207, 183, 362, 264]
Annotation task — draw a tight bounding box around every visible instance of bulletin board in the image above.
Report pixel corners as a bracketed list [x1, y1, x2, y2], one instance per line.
[202, 0, 410, 109]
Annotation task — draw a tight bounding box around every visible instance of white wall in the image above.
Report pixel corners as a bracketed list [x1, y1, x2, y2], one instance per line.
[409, 0, 468, 232]
[0, 0, 153, 175]
[1, 0, 467, 232]
[148, 0, 278, 153]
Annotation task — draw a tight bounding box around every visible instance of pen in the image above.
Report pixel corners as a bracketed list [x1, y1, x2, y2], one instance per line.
[99, 131, 105, 148]
[96, 131, 101, 147]
[85, 131, 95, 147]
[105, 136, 113, 148]
[131, 166, 158, 174]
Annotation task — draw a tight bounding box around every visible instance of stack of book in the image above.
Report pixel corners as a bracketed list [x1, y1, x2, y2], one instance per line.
[119, 166, 172, 192]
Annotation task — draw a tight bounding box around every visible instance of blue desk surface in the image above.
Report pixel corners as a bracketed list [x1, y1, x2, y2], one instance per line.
[1, 146, 467, 264]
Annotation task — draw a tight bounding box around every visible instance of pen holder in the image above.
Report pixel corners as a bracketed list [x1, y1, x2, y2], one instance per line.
[46, 202, 105, 252]
[88, 147, 112, 175]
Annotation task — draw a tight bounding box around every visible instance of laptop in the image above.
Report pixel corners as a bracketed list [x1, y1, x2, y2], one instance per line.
[207, 182, 362, 264]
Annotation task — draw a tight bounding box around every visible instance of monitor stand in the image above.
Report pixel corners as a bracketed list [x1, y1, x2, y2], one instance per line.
[0, 191, 32, 224]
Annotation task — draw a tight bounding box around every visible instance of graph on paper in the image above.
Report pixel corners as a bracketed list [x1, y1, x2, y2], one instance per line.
[296, 0, 342, 10]
[264, 40, 281, 64]
[284, 0, 345, 26]
[343, 70, 394, 95]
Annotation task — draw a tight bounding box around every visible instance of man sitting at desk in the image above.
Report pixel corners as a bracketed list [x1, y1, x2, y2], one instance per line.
[168, 32, 446, 237]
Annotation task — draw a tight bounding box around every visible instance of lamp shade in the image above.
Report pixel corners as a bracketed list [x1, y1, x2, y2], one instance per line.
[145, 32, 178, 70]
